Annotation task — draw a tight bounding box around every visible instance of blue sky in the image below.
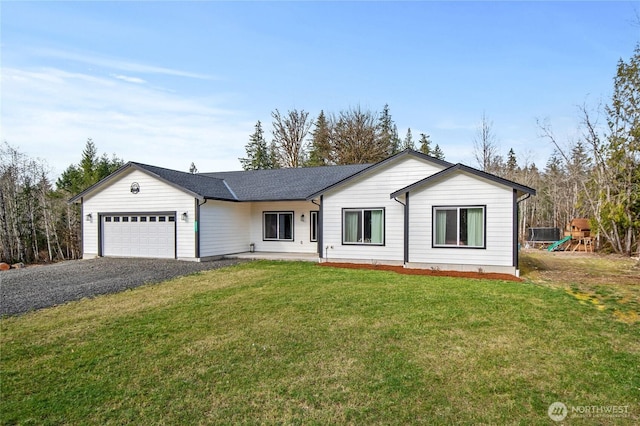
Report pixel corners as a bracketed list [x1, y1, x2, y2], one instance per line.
[1, 1, 638, 177]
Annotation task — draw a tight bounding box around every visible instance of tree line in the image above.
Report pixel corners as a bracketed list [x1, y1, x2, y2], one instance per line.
[0, 140, 122, 264]
[464, 45, 639, 256]
[239, 104, 445, 170]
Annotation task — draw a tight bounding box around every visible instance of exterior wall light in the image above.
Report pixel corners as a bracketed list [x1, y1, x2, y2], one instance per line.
[181, 212, 188, 221]
[85, 213, 92, 222]
[300, 213, 305, 222]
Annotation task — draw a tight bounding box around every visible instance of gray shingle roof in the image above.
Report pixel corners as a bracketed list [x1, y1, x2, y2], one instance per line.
[133, 163, 237, 201]
[202, 164, 371, 201]
[69, 161, 371, 204]
[73, 150, 525, 205]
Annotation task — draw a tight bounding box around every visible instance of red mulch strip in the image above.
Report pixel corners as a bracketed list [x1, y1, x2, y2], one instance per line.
[318, 262, 522, 282]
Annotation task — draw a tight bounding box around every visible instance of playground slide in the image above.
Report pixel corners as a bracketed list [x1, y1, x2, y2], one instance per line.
[547, 236, 572, 252]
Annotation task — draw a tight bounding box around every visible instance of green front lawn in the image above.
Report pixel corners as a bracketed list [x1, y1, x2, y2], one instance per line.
[1, 261, 638, 424]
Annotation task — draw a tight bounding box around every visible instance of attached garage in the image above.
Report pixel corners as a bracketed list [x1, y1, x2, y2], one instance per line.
[101, 213, 176, 259]
[69, 162, 228, 261]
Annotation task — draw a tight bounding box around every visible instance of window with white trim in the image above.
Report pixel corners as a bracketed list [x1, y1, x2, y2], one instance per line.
[433, 206, 485, 248]
[310, 211, 318, 242]
[343, 208, 384, 245]
[263, 212, 294, 241]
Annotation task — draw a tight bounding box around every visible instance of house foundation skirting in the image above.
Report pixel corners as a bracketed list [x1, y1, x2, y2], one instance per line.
[404, 262, 517, 276]
[318, 258, 405, 267]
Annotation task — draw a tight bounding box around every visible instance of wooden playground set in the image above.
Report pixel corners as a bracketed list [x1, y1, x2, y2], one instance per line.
[526, 218, 594, 252]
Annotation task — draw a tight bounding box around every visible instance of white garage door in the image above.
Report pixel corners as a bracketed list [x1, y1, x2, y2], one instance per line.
[102, 213, 176, 259]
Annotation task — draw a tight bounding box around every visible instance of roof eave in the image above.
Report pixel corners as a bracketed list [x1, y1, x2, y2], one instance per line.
[240, 197, 310, 203]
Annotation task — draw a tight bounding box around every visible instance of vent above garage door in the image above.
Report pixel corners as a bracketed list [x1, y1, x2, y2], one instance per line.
[101, 213, 176, 259]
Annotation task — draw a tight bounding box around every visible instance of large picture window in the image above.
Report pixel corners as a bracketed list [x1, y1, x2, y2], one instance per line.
[263, 212, 294, 241]
[433, 206, 485, 248]
[343, 208, 384, 245]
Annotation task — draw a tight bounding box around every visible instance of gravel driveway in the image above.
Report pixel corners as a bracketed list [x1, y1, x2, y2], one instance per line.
[0, 258, 245, 316]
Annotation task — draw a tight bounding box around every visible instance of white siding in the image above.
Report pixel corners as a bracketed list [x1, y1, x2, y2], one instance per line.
[199, 201, 251, 257]
[249, 201, 319, 254]
[408, 172, 515, 272]
[322, 157, 446, 263]
[82, 169, 196, 259]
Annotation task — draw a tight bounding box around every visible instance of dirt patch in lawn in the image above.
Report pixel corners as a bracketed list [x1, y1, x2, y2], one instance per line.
[520, 250, 639, 286]
[520, 250, 640, 324]
[318, 262, 522, 282]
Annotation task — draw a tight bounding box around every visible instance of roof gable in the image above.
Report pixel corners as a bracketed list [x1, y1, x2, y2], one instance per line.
[306, 149, 451, 200]
[390, 163, 536, 199]
[69, 162, 237, 203]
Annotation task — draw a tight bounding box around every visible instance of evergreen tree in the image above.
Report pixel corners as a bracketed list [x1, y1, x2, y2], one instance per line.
[55, 139, 123, 261]
[541, 150, 566, 227]
[506, 148, 517, 171]
[57, 138, 123, 194]
[239, 121, 270, 170]
[378, 104, 399, 155]
[306, 110, 332, 166]
[568, 141, 591, 176]
[506, 148, 518, 180]
[418, 133, 432, 155]
[403, 128, 415, 150]
[79, 138, 98, 185]
[268, 141, 280, 169]
[600, 44, 640, 255]
[432, 144, 445, 160]
[391, 124, 401, 154]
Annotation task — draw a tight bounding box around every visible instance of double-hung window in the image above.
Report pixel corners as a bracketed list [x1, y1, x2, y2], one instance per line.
[433, 206, 485, 248]
[263, 212, 294, 241]
[343, 208, 384, 245]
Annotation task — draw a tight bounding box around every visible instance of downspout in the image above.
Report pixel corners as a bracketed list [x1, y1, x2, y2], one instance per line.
[312, 197, 323, 259]
[80, 197, 87, 258]
[195, 198, 207, 259]
[514, 192, 532, 275]
[393, 194, 409, 264]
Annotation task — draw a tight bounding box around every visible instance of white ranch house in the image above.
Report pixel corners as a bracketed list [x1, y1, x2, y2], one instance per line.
[70, 149, 535, 276]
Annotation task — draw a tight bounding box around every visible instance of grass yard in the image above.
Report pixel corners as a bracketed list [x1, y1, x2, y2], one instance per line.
[521, 250, 640, 324]
[1, 259, 639, 424]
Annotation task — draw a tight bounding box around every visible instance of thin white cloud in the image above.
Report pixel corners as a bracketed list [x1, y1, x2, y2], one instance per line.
[111, 74, 146, 84]
[433, 118, 477, 132]
[32, 47, 216, 80]
[1, 67, 248, 177]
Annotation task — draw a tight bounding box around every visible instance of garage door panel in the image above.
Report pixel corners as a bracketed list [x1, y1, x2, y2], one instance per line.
[102, 214, 176, 259]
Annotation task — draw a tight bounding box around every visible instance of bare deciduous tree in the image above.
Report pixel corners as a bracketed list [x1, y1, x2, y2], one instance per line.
[473, 112, 500, 173]
[271, 109, 312, 168]
[330, 107, 389, 164]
